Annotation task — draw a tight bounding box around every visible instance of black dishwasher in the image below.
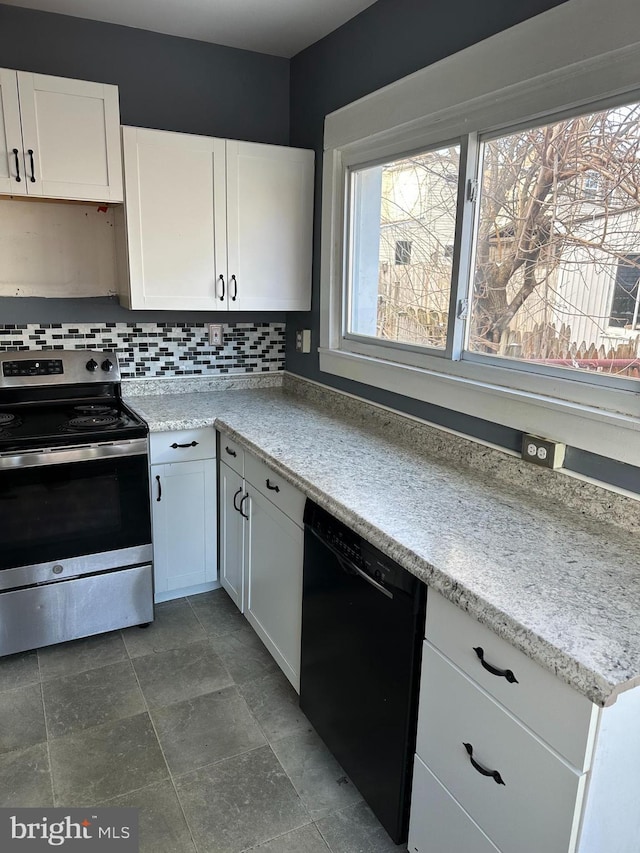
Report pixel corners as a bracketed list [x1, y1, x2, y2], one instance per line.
[300, 500, 426, 844]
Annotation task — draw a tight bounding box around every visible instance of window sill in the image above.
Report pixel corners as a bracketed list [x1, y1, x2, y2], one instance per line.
[319, 347, 640, 466]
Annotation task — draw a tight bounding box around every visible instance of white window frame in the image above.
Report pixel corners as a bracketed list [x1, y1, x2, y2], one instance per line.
[319, 0, 640, 466]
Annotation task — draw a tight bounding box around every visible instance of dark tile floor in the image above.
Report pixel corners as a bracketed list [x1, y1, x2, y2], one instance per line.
[0, 589, 404, 853]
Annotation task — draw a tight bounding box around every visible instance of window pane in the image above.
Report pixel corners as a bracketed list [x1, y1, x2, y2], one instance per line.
[468, 102, 640, 382]
[348, 145, 460, 350]
[610, 254, 640, 327]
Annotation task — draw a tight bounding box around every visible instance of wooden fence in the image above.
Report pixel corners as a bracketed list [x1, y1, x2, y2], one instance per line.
[499, 322, 640, 377]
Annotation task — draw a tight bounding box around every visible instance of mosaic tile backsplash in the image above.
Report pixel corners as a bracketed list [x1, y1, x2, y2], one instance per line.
[0, 322, 285, 378]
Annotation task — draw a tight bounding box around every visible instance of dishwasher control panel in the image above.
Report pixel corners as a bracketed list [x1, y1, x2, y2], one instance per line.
[304, 499, 420, 595]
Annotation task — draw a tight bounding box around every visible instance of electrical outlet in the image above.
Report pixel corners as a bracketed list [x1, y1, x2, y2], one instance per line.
[208, 324, 223, 346]
[295, 329, 311, 353]
[522, 434, 566, 469]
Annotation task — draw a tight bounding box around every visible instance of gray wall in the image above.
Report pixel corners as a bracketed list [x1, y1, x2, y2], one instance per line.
[285, 0, 639, 489]
[0, 2, 289, 325]
[286, 0, 568, 385]
[0, 3, 289, 142]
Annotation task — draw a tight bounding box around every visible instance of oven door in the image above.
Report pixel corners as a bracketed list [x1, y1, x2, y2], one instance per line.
[0, 441, 152, 586]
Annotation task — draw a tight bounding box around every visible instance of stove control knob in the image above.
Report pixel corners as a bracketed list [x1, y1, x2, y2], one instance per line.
[101, 359, 114, 372]
[85, 359, 98, 372]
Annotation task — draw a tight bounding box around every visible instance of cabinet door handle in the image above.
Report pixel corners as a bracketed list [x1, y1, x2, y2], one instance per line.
[155, 474, 162, 502]
[12, 149, 21, 182]
[233, 486, 243, 512]
[239, 493, 249, 519]
[463, 743, 505, 786]
[473, 647, 519, 684]
[225, 446, 237, 458]
[266, 479, 280, 493]
[218, 274, 225, 301]
[231, 274, 238, 301]
[27, 149, 35, 182]
[170, 441, 199, 449]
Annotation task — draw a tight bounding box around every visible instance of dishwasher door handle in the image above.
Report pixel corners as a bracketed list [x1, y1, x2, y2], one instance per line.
[306, 526, 393, 599]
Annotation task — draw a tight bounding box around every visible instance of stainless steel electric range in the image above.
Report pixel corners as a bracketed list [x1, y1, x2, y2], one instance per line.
[0, 349, 153, 657]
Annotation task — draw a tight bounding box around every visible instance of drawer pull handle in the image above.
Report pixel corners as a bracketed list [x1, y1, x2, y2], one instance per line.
[266, 479, 280, 493]
[239, 493, 249, 519]
[233, 486, 243, 512]
[473, 647, 518, 684]
[225, 446, 237, 457]
[155, 475, 162, 502]
[463, 743, 505, 786]
[170, 441, 199, 449]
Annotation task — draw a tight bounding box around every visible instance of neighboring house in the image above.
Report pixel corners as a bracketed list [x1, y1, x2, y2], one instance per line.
[375, 150, 458, 347]
[372, 146, 640, 365]
[497, 206, 640, 363]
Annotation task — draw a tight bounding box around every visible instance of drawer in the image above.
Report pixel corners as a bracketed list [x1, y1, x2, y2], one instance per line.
[417, 643, 586, 853]
[244, 452, 305, 526]
[409, 755, 500, 853]
[218, 434, 245, 475]
[0, 564, 153, 655]
[425, 591, 597, 771]
[150, 428, 216, 464]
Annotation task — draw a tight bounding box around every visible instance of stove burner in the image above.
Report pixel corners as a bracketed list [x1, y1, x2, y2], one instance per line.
[74, 405, 118, 415]
[0, 412, 17, 426]
[67, 415, 123, 430]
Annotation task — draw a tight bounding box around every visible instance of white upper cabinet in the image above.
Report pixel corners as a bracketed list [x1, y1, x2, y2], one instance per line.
[0, 68, 122, 202]
[121, 126, 313, 311]
[0, 69, 23, 195]
[121, 127, 226, 310]
[226, 141, 314, 311]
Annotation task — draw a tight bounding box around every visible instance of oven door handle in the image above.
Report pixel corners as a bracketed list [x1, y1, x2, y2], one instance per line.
[0, 439, 148, 469]
[155, 475, 162, 502]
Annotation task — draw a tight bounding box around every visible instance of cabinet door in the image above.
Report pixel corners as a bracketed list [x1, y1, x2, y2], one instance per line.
[226, 140, 313, 311]
[151, 460, 217, 601]
[219, 461, 245, 611]
[122, 126, 227, 310]
[17, 72, 122, 201]
[244, 486, 304, 691]
[0, 69, 26, 195]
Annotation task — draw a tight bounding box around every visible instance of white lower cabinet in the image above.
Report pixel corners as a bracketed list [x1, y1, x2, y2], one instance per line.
[409, 756, 499, 853]
[409, 591, 640, 853]
[218, 438, 304, 692]
[413, 643, 584, 853]
[244, 484, 303, 690]
[219, 460, 245, 610]
[150, 429, 217, 602]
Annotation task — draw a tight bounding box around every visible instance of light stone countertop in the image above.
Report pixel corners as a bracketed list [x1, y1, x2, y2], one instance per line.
[125, 385, 640, 708]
